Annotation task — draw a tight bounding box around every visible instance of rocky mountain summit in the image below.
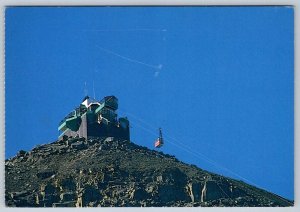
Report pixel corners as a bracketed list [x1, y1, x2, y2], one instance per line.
[5, 137, 293, 207]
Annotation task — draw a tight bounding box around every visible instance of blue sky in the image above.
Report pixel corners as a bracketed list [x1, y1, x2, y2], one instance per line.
[5, 6, 294, 200]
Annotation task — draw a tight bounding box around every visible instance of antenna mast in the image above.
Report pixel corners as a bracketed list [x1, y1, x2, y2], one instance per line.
[93, 80, 96, 99]
[84, 82, 88, 96]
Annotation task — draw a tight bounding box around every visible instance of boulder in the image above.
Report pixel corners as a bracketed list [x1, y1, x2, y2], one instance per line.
[71, 142, 86, 150]
[37, 171, 56, 179]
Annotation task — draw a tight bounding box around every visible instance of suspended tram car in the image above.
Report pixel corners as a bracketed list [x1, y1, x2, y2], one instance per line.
[154, 128, 164, 148]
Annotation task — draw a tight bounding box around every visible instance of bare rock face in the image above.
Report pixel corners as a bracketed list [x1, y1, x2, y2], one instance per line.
[5, 137, 293, 207]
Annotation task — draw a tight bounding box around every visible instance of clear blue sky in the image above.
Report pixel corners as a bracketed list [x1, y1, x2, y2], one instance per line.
[5, 6, 294, 200]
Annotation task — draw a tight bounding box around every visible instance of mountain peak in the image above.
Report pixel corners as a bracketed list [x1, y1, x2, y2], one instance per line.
[5, 136, 293, 207]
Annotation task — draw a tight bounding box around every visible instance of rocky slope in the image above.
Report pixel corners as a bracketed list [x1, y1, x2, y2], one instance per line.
[5, 136, 293, 207]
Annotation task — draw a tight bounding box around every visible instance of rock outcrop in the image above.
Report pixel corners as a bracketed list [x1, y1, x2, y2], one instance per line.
[5, 137, 293, 207]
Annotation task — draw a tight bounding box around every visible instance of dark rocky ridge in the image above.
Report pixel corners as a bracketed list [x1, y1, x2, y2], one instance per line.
[5, 137, 293, 207]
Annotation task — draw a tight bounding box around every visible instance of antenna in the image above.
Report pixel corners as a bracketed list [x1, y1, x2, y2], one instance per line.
[93, 80, 96, 99]
[84, 82, 88, 96]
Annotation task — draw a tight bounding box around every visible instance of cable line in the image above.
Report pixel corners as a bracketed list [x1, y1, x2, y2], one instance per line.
[122, 110, 261, 188]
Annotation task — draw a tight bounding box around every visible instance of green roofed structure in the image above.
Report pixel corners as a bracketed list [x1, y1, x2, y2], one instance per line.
[58, 95, 130, 140]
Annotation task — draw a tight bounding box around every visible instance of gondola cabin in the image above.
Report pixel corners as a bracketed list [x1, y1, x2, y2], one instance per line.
[154, 128, 164, 148]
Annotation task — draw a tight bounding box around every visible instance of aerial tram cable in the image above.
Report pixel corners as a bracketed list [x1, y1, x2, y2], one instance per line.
[129, 120, 259, 187]
[124, 113, 261, 188]
[122, 110, 235, 165]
